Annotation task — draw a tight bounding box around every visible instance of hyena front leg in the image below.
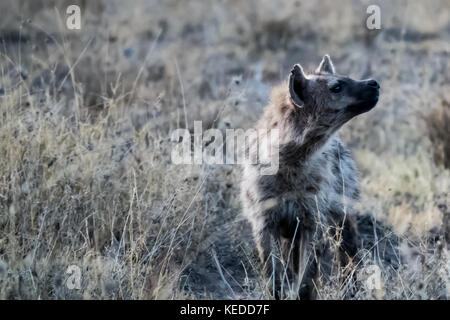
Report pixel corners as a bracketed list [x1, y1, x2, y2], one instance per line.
[338, 215, 359, 298]
[293, 231, 318, 300]
[329, 212, 359, 268]
[340, 214, 359, 264]
[254, 225, 283, 299]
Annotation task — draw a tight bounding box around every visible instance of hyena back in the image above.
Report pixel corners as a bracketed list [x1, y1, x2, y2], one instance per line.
[240, 55, 380, 299]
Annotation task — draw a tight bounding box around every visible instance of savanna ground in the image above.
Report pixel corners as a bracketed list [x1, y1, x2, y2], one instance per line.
[0, 0, 449, 299]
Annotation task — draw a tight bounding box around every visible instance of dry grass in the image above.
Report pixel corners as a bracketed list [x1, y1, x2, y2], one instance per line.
[0, 0, 449, 299]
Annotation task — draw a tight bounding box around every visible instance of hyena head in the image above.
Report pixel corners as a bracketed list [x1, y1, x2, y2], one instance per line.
[289, 55, 380, 130]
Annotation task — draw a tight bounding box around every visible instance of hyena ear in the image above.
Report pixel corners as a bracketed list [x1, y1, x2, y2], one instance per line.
[316, 54, 335, 74]
[289, 64, 307, 108]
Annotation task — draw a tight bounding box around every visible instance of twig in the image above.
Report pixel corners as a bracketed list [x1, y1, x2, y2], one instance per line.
[211, 248, 236, 298]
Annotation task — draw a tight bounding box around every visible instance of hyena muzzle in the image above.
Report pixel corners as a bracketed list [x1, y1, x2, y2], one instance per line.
[240, 55, 380, 299]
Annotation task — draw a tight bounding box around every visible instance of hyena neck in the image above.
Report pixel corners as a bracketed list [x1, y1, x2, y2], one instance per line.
[283, 113, 337, 165]
[276, 100, 338, 166]
[265, 83, 339, 166]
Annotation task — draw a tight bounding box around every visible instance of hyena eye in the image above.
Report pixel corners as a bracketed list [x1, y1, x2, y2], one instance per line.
[330, 83, 342, 93]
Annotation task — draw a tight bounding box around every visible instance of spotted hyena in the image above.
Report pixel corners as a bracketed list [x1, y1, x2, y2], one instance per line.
[240, 55, 380, 299]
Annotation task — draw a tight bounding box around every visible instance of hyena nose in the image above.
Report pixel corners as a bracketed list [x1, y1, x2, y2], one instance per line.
[367, 79, 380, 89]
